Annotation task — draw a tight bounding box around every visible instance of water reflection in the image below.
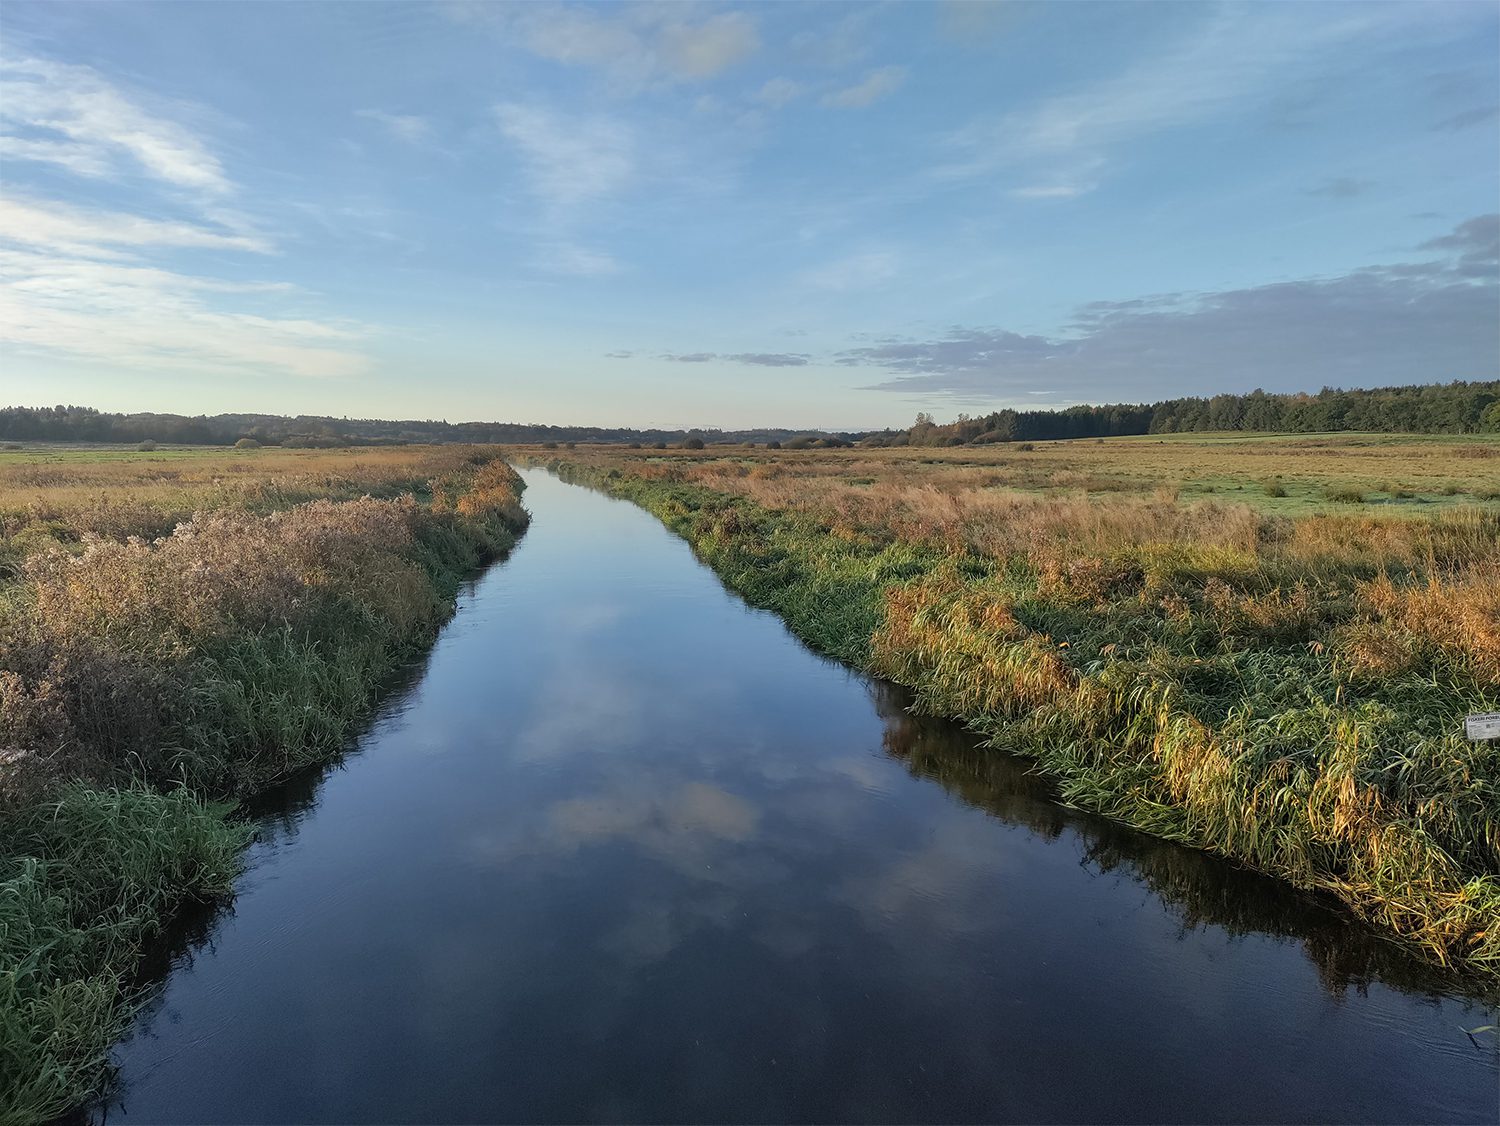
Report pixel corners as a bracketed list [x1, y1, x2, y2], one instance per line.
[867, 678, 1491, 1001]
[90, 470, 1496, 1125]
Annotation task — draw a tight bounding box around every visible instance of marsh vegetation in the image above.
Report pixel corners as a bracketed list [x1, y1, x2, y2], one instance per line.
[0, 444, 528, 1123]
[536, 433, 1500, 978]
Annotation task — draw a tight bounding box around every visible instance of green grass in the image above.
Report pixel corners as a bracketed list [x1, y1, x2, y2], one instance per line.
[543, 454, 1500, 983]
[0, 787, 251, 1126]
[0, 453, 530, 1123]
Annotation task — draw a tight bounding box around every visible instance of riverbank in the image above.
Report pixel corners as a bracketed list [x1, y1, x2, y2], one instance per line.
[537, 442, 1499, 982]
[82, 467, 1500, 1123]
[0, 447, 528, 1124]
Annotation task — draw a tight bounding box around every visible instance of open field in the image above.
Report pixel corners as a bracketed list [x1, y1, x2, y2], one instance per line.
[0, 445, 529, 1123]
[582, 431, 1500, 515]
[532, 432, 1500, 980]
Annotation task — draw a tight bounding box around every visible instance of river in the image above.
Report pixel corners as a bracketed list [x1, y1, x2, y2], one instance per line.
[97, 468, 1498, 1123]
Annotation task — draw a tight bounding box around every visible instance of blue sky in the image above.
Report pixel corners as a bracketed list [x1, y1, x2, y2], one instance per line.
[1, 1, 1496, 429]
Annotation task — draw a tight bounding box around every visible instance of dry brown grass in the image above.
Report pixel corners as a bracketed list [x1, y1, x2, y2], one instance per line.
[537, 438, 1500, 973]
[0, 445, 479, 543]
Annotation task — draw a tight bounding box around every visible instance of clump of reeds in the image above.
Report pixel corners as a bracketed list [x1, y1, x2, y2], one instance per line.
[0, 451, 529, 1121]
[542, 448, 1500, 980]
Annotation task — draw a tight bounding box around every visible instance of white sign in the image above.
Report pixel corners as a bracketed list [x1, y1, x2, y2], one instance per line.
[1466, 713, 1500, 741]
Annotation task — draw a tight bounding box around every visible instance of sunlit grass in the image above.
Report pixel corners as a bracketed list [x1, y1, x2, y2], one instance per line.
[0, 446, 529, 1122]
[537, 436, 1500, 979]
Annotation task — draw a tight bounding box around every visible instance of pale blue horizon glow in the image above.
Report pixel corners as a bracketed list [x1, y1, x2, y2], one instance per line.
[1, 1, 1496, 429]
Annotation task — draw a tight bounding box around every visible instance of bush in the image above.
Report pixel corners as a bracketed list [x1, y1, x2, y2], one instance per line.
[767, 441, 782, 450]
[1262, 479, 1287, 497]
[652, 441, 667, 450]
[1017, 442, 1035, 452]
[1325, 485, 1366, 504]
[684, 437, 705, 450]
[136, 440, 157, 452]
[234, 437, 260, 449]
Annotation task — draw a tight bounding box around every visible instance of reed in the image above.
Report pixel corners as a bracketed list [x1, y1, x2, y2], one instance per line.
[0, 447, 529, 1122]
[539, 441, 1500, 980]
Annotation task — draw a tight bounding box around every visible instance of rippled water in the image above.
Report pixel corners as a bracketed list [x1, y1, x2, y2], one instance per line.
[98, 469, 1498, 1123]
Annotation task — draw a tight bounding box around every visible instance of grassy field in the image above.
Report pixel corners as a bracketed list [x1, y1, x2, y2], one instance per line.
[0, 444, 529, 1124]
[532, 432, 1500, 982]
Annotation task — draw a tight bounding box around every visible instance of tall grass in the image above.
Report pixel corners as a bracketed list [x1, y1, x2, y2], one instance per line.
[0, 449, 528, 1123]
[542, 447, 1500, 980]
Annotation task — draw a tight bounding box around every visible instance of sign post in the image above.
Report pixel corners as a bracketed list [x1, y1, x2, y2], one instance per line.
[1465, 712, 1500, 741]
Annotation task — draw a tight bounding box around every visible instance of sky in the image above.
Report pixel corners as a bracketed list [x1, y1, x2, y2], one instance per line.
[1, 1, 1497, 430]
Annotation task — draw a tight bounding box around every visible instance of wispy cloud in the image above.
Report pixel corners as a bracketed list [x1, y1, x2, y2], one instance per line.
[449, 4, 758, 89]
[939, 5, 1453, 193]
[357, 109, 432, 144]
[801, 250, 898, 291]
[0, 248, 368, 379]
[836, 215, 1499, 403]
[1305, 177, 1373, 199]
[1, 52, 370, 381]
[1434, 104, 1500, 131]
[495, 102, 634, 211]
[539, 241, 622, 277]
[1, 54, 230, 194]
[655, 352, 811, 367]
[726, 352, 810, 367]
[0, 197, 271, 257]
[657, 12, 760, 80]
[754, 77, 803, 109]
[823, 66, 906, 109]
[493, 102, 632, 277]
[1009, 182, 1094, 200]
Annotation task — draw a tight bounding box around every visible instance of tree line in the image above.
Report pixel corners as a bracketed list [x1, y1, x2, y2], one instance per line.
[869, 381, 1500, 447]
[0, 406, 859, 448]
[1, 381, 1495, 449]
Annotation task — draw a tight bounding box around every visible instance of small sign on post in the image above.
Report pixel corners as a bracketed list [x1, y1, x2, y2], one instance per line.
[1465, 712, 1500, 741]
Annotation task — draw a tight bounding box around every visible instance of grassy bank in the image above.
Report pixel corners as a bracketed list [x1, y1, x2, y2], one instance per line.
[0, 445, 528, 1124]
[535, 436, 1499, 981]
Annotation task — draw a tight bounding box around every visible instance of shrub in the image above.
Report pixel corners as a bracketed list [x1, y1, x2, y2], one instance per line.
[768, 441, 782, 450]
[234, 437, 260, 449]
[1324, 485, 1366, 504]
[136, 440, 157, 452]
[684, 437, 705, 450]
[1017, 442, 1035, 452]
[1262, 479, 1287, 497]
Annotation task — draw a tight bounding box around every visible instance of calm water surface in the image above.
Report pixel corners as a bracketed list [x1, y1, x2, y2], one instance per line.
[100, 470, 1498, 1123]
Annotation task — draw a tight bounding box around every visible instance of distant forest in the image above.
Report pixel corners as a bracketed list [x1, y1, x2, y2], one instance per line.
[1, 381, 1495, 449]
[874, 381, 1500, 447]
[0, 407, 858, 448]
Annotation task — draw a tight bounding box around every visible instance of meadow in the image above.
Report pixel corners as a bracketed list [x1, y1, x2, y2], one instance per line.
[534, 432, 1500, 981]
[0, 444, 529, 1123]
